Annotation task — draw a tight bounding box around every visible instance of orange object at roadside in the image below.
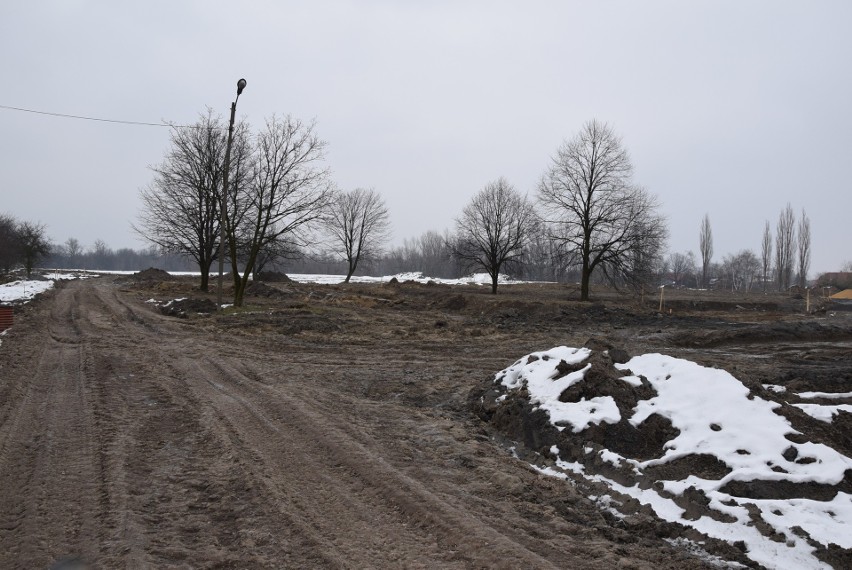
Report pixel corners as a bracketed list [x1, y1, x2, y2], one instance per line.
[0, 306, 13, 332]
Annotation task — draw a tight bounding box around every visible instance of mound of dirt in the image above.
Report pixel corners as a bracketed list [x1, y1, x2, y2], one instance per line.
[442, 294, 468, 311]
[245, 281, 292, 298]
[673, 320, 852, 348]
[473, 346, 679, 471]
[255, 271, 292, 283]
[159, 298, 217, 318]
[471, 342, 852, 568]
[128, 268, 175, 282]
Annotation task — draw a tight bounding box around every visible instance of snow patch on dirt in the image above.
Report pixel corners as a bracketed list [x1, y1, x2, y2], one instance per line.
[0, 280, 54, 304]
[480, 347, 852, 570]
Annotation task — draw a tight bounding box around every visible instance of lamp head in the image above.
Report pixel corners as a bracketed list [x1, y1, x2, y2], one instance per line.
[237, 78, 247, 95]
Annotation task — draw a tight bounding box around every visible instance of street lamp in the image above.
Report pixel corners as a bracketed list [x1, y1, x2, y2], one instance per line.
[217, 78, 247, 309]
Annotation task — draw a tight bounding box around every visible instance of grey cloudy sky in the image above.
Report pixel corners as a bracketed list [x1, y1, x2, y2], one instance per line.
[2, 1, 850, 274]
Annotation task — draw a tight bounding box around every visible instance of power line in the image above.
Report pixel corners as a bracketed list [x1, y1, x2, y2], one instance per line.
[0, 103, 204, 128]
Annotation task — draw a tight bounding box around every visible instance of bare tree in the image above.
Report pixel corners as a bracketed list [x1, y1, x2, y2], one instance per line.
[538, 119, 667, 300]
[416, 230, 455, 277]
[325, 188, 391, 282]
[16, 221, 51, 277]
[667, 251, 696, 287]
[615, 213, 668, 295]
[135, 110, 250, 291]
[252, 237, 302, 277]
[64, 237, 83, 268]
[723, 249, 760, 292]
[699, 214, 713, 288]
[522, 222, 575, 282]
[90, 239, 113, 270]
[775, 203, 796, 290]
[453, 177, 536, 294]
[760, 221, 772, 293]
[797, 209, 811, 288]
[0, 214, 19, 274]
[227, 115, 333, 307]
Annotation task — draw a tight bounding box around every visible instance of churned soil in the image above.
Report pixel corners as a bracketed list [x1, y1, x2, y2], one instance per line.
[0, 275, 849, 568]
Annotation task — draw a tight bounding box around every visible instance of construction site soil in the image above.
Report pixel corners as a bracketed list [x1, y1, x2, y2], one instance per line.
[0, 274, 850, 569]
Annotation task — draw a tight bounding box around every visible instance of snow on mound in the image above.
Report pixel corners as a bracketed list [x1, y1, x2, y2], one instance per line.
[0, 280, 54, 304]
[617, 354, 850, 486]
[485, 347, 852, 570]
[497, 347, 621, 432]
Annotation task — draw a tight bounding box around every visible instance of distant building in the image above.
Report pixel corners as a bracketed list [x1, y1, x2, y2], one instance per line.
[817, 272, 852, 290]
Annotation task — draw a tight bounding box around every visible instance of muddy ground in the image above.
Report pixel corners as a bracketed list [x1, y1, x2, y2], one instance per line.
[0, 275, 849, 569]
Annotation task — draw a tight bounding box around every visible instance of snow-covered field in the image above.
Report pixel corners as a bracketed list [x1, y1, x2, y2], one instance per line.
[281, 272, 531, 286]
[495, 347, 852, 570]
[22, 269, 534, 286]
[0, 279, 65, 304]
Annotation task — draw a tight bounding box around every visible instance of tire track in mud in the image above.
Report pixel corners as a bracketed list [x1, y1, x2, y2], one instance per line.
[0, 282, 105, 568]
[161, 352, 559, 568]
[89, 281, 562, 567]
[73, 282, 340, 567]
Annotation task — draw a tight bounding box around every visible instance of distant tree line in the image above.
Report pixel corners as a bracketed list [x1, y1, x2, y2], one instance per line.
[659, 204, 814, 293]
[14, 108, 837, 300]
[45, 238, 196, 272]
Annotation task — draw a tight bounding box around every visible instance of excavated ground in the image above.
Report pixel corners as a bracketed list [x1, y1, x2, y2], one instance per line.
[0, 274, 849, 569]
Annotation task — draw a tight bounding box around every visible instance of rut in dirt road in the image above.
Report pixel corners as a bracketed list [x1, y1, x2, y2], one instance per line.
[0, 279, 714, 569]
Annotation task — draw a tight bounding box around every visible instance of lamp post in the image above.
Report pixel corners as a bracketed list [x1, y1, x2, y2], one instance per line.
[217, 78, 247, 310]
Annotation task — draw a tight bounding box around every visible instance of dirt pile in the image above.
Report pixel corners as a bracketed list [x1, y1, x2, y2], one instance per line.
[255, 271, 292, 282]
[473, 342, 693, 475]
[471, 341, 852, 568]
[673, 320, 852, 348]
[159, 298, 217, 318]
[245, 281, 293, 299]
[115, 267, 175, 285]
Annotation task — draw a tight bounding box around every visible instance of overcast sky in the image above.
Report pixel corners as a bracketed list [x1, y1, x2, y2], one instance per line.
[2, 1, 850, 274]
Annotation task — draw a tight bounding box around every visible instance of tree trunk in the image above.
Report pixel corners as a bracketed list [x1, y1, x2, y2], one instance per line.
[234, 283, 246, 308]
[200, 267, 209, 292]
[344, 258, 356, 283]
[491, 273, 498, 295]
[580, 263, 591, 301]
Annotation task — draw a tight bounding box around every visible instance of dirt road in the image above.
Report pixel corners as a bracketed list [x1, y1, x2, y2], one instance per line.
[0, 278, 742, 568]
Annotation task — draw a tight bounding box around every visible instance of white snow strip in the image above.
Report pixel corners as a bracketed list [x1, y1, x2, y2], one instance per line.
[620, 374, 643, 387]
[797, 391, 852, 400]
[762, 384, 787, 394]
[530, 464, 569, 480]
[286, 271, 537, 286]
[793, 403, 852, 423]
